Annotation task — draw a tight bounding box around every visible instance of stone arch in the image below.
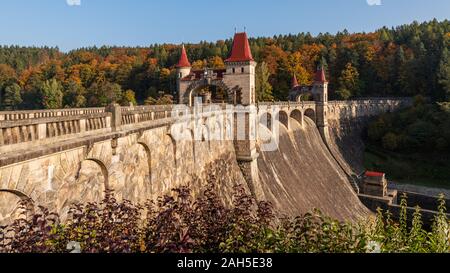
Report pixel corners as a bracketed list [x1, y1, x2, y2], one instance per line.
[53, 157, 108, 220]
[344, 106, 351, 117]
[358, 105, 364, 115]
[259, 112, 273, 131]
[0, 189, 33, 225]
[111, 138, 153, 205]
[201, 124, 211, 150]
[212, 120, 223, 141]
[290, 109, 303, 127]
[277, 110, 290, 130]
[137, 141, 152, 184]
[84, 158, 109, 190]
[166, 133, 178, 168]
[304, 108, 316, 124]
[185, 79, 236, 106]
[224, 117, 233, 141]
[151, 134, 177, 194]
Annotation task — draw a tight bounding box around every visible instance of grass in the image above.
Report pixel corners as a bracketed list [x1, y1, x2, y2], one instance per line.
[364, 145, 450, 190]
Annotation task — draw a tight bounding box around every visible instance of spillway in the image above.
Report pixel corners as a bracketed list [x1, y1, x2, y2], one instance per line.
[257, 118, 370, 222]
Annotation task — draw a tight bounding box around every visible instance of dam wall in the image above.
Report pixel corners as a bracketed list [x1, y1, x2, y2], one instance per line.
[0, 99, 411, 225]
[257, 118, 370, 222]
[0, 105, 246, 224]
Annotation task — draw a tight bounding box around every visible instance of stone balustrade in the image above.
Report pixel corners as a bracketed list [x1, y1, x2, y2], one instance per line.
[0, 105, 178, 154]
[0, 108, 105, 121]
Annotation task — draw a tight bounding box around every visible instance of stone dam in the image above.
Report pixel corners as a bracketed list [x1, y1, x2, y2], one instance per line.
[0, 99, 411, 225]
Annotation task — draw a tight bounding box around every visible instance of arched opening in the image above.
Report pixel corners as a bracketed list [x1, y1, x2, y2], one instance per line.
[278, 111, 289, 130]
[137, 141, 152, 184]
[224, 118, 233, 141]
[189, 83, 230, 106]
[151, 134, 177, 194]
[290, 109, 303, 127]
[55, 158, 109, 221]
[84, 158, 109, 190]
[259, 112, 273, 131]
[212, 121, 223, 142]
[116, 141, 153, 204]
[304, 108, 316, 124]
[0, 190, 33, 226]
[166, 134, 178, 168]
[201, 124, 211, 150]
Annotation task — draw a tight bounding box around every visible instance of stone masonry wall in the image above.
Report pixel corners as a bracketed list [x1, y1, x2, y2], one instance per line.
[0, 105, 246, 224]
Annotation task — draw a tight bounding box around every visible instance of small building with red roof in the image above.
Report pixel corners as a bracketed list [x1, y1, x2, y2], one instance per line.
[361, 171, 388, 197]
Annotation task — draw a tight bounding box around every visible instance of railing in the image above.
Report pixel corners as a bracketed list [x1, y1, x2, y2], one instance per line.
[0, 113, 112, 151]
[0, 104, 212, 152]
[0, 108, 105, 121]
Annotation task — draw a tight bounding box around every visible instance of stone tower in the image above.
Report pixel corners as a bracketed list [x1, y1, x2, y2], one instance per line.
[312, 65, 330, 141]
[223, 32, 263, 199]
[176, 45, 192, 100]
[222, 32, 257, 106]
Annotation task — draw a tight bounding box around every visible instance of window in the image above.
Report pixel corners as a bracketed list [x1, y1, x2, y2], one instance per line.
[232, 68, 235, 74]
[241, 67, 245, 73]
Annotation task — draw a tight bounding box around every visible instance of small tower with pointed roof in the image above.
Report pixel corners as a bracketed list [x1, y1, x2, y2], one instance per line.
[223, 32, 257, 106]
[312, 65, 328, 103]
[176, 45, 192, 100]
[223, 32, 262, 198]
[312, 65, 330, 142]
[291, 74, 299, 89]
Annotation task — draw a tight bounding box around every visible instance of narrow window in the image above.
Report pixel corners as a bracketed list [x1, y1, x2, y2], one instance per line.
[232, 68, 235, 74]
[241, 67, 245, 73]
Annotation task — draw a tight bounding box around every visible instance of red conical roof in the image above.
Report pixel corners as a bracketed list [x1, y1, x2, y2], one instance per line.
[291, 74, 299, 88]
[225, 32, 254, 62]
[176, 45, 191, 68]
[314, 66, 327, 83]
[365, 171, 385, 177]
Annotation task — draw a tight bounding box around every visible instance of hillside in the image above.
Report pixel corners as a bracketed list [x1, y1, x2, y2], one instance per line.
[364, 99, 450, 188]
[0, 19, 449, 110]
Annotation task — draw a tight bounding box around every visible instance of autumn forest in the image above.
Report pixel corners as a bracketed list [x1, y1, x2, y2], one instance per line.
[0, 19, 449, 111]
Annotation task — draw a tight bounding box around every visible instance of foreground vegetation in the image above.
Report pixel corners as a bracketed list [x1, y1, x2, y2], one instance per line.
[365, 97, 450, 188]
[0, 184, 448, 253]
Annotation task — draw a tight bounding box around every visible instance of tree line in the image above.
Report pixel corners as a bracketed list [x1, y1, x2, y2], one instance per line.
[0, 19, 449, 110]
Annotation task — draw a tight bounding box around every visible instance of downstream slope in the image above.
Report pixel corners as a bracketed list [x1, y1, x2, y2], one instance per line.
[257, 118, 370, 222]
[327, 119, 367, 175]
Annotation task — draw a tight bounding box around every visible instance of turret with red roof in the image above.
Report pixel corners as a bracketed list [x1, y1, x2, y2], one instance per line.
[176, 45, 192, 82]
[314, 65, 328, 83]
[225, 32, 254, 63]
[176, 45, 191, 68]
[291, 74, 299, 89]
[222, 32, 257, 105]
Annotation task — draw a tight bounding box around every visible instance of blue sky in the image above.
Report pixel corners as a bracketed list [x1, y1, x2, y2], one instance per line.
[0, 0, 449, 51]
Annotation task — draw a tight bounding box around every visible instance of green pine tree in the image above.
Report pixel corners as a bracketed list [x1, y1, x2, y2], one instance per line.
[438, 47, 450, 101]
[3, 83, 22, 110]
[39, 79, 63, 109]
[255, 62, 274, 102]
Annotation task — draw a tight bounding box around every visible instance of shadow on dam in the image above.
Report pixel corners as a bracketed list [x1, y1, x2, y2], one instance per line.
[257, 118, 370, 222]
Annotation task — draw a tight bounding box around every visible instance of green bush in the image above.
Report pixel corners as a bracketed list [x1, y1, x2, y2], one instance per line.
[0, 185, 449, 253]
